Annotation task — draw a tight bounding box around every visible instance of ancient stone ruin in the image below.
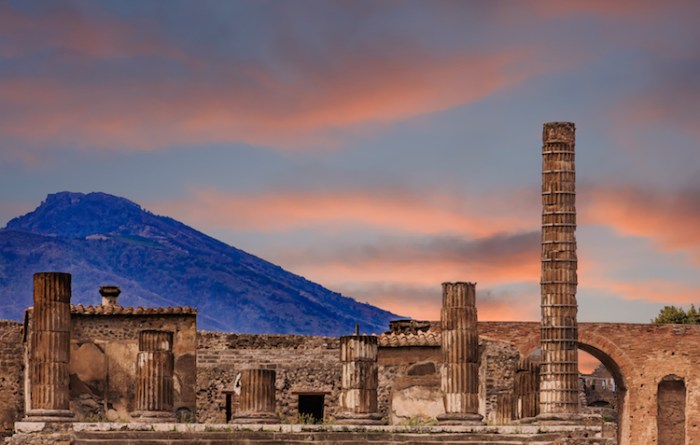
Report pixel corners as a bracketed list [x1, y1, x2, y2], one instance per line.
[1, 122, 699, 445]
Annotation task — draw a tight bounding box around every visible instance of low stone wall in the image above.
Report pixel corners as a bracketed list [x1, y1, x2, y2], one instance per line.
[196, 332, 341, 423]
[0, 321, 24, 434]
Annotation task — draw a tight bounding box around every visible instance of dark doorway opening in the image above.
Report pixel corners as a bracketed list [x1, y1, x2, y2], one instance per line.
[298, 394, 324, 423]
[225, 393, 232, 423]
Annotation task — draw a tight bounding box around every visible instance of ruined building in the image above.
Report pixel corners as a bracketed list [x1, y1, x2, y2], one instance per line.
[1, 123, 699, 445]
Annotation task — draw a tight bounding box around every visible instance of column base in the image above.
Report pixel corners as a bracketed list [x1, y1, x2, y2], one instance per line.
[231, 412, 279, 424]
[131, 411, 177, 423]
[437, 412, 483, 425]
[335, 412, 384, 425]
[24, 409, 74, 422]
[536, 412, 583, 425]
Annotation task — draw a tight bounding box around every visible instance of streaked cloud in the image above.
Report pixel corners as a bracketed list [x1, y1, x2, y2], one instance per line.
[151, 187, 537, 237]
[581, 185, 700, 261]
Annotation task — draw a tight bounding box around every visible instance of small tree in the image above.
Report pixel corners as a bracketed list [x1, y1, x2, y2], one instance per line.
[651, 305, 700, 324]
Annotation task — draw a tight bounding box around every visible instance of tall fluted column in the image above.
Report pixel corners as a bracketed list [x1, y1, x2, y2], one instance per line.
[26, 272, 74, 421]
[539, 122, 580, 421]
[337, 334, 383, 424]
[232, 369, 278, 424]
[132, 330, 176, 422]
[437, 282, 482, 424]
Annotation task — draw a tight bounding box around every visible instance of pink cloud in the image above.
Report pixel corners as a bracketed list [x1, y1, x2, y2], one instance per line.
[151, 187, 537, 237]
[0, 4, 564, 154]
[581, 186, 700, 260]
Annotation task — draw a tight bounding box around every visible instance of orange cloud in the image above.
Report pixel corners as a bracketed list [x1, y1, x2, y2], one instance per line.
[0, 25, 558, 153]
[582, 186, 700, 257]
[151, 187, 537, 237]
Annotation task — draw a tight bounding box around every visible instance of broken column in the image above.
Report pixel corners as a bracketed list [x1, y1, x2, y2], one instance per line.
[232, 369, 278, 424]
[132, 330, 176, 422]
[26, 272, 74, 421]
[337, 333, 382, 424]
[539, 122, 580, 421]
[515, 357, 540, 420]
[438, 282, 482, 424]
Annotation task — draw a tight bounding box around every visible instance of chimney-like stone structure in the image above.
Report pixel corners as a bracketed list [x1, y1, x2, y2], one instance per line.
[26, 272, 74, 421]
[132, 330, 176, 422]
[437, 282, 482, 425]
[100, 285, 121, 306]
[337, 334, 383, 424]
[539, 122, 580, 421]
[233, 369, 278, 424]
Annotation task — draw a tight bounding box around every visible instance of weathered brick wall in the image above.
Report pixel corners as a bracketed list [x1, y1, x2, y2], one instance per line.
[480, 321, 700, 445]
[196, 332, 341, 423]
[68, 314, 197, 421]
[0, 320, 24, 434]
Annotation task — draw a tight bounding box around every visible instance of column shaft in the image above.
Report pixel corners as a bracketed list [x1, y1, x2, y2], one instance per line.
[337, 335, 382, 424]
[133, 330, 175, 422]
[233, 369, 278, 424]
[27, 272, 73, 421]
[438, 282, 482, 424]
[539, 122, 580, 420]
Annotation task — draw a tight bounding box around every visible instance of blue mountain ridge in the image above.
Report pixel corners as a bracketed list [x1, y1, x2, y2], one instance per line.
[0, 192, 398, 335]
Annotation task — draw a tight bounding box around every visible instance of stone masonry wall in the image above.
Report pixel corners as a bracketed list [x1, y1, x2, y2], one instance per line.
[196, 332, 341, 423]
[68, 314, 197, 422]
[0, 321, 24, 435]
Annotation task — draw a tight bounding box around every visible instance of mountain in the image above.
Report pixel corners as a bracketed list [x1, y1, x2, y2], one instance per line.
[0, 192, 398, 335]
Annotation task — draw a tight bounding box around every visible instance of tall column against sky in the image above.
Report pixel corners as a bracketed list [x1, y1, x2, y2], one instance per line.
[26, 272, 74, 421]
[437, 282, 482, 424]
[539, 122, 580, 420]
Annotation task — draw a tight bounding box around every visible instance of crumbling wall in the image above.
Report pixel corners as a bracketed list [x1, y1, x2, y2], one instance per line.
[196, 332, 341, 423]
[69, 314, 197, 421]
[0, 320, 24, 434]
[479, 340, 519, 424]
[378, 346, 441, 424]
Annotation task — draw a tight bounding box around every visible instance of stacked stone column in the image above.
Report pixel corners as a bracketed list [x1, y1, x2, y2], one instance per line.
[26, 272, 74, 421]
[337, 334, 382, 424]
[437, 282, 482, 424]
[233, 369, 278, 424]
[539, 122, 580, 421]
[132, 330, 176, 422]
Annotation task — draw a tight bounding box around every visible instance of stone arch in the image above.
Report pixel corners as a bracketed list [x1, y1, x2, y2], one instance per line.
[520, 328, 633, 444]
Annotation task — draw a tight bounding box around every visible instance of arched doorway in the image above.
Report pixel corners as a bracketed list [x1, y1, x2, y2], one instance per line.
[657, 375, 685, 445]
[577, 341, 628, 445]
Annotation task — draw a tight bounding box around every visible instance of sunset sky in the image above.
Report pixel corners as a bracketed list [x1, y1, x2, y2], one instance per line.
[1, 0, 699, 343]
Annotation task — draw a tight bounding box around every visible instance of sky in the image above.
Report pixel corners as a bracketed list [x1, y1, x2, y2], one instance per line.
[1, 0, 700, 359]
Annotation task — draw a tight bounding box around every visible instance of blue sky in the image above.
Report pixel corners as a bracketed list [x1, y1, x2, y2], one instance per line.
[1, 1, 699, 334]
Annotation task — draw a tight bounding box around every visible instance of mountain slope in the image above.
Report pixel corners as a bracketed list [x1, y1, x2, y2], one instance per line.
[0, 192, 398, 335]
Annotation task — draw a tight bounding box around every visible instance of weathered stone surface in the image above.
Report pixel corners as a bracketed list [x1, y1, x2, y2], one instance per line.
[337, 335, 381, 423]
[391, 382, 443, 425]
[69, 311, 196, 422]
[439, 282, 481, 425]
[540, 122, 579, 419]
[132, 330, 175, 421]
[232, 368, 278, 424]
[27, 272, 73, 420]
[196, 332, 341, 423]
[0, 320, 24, 433]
